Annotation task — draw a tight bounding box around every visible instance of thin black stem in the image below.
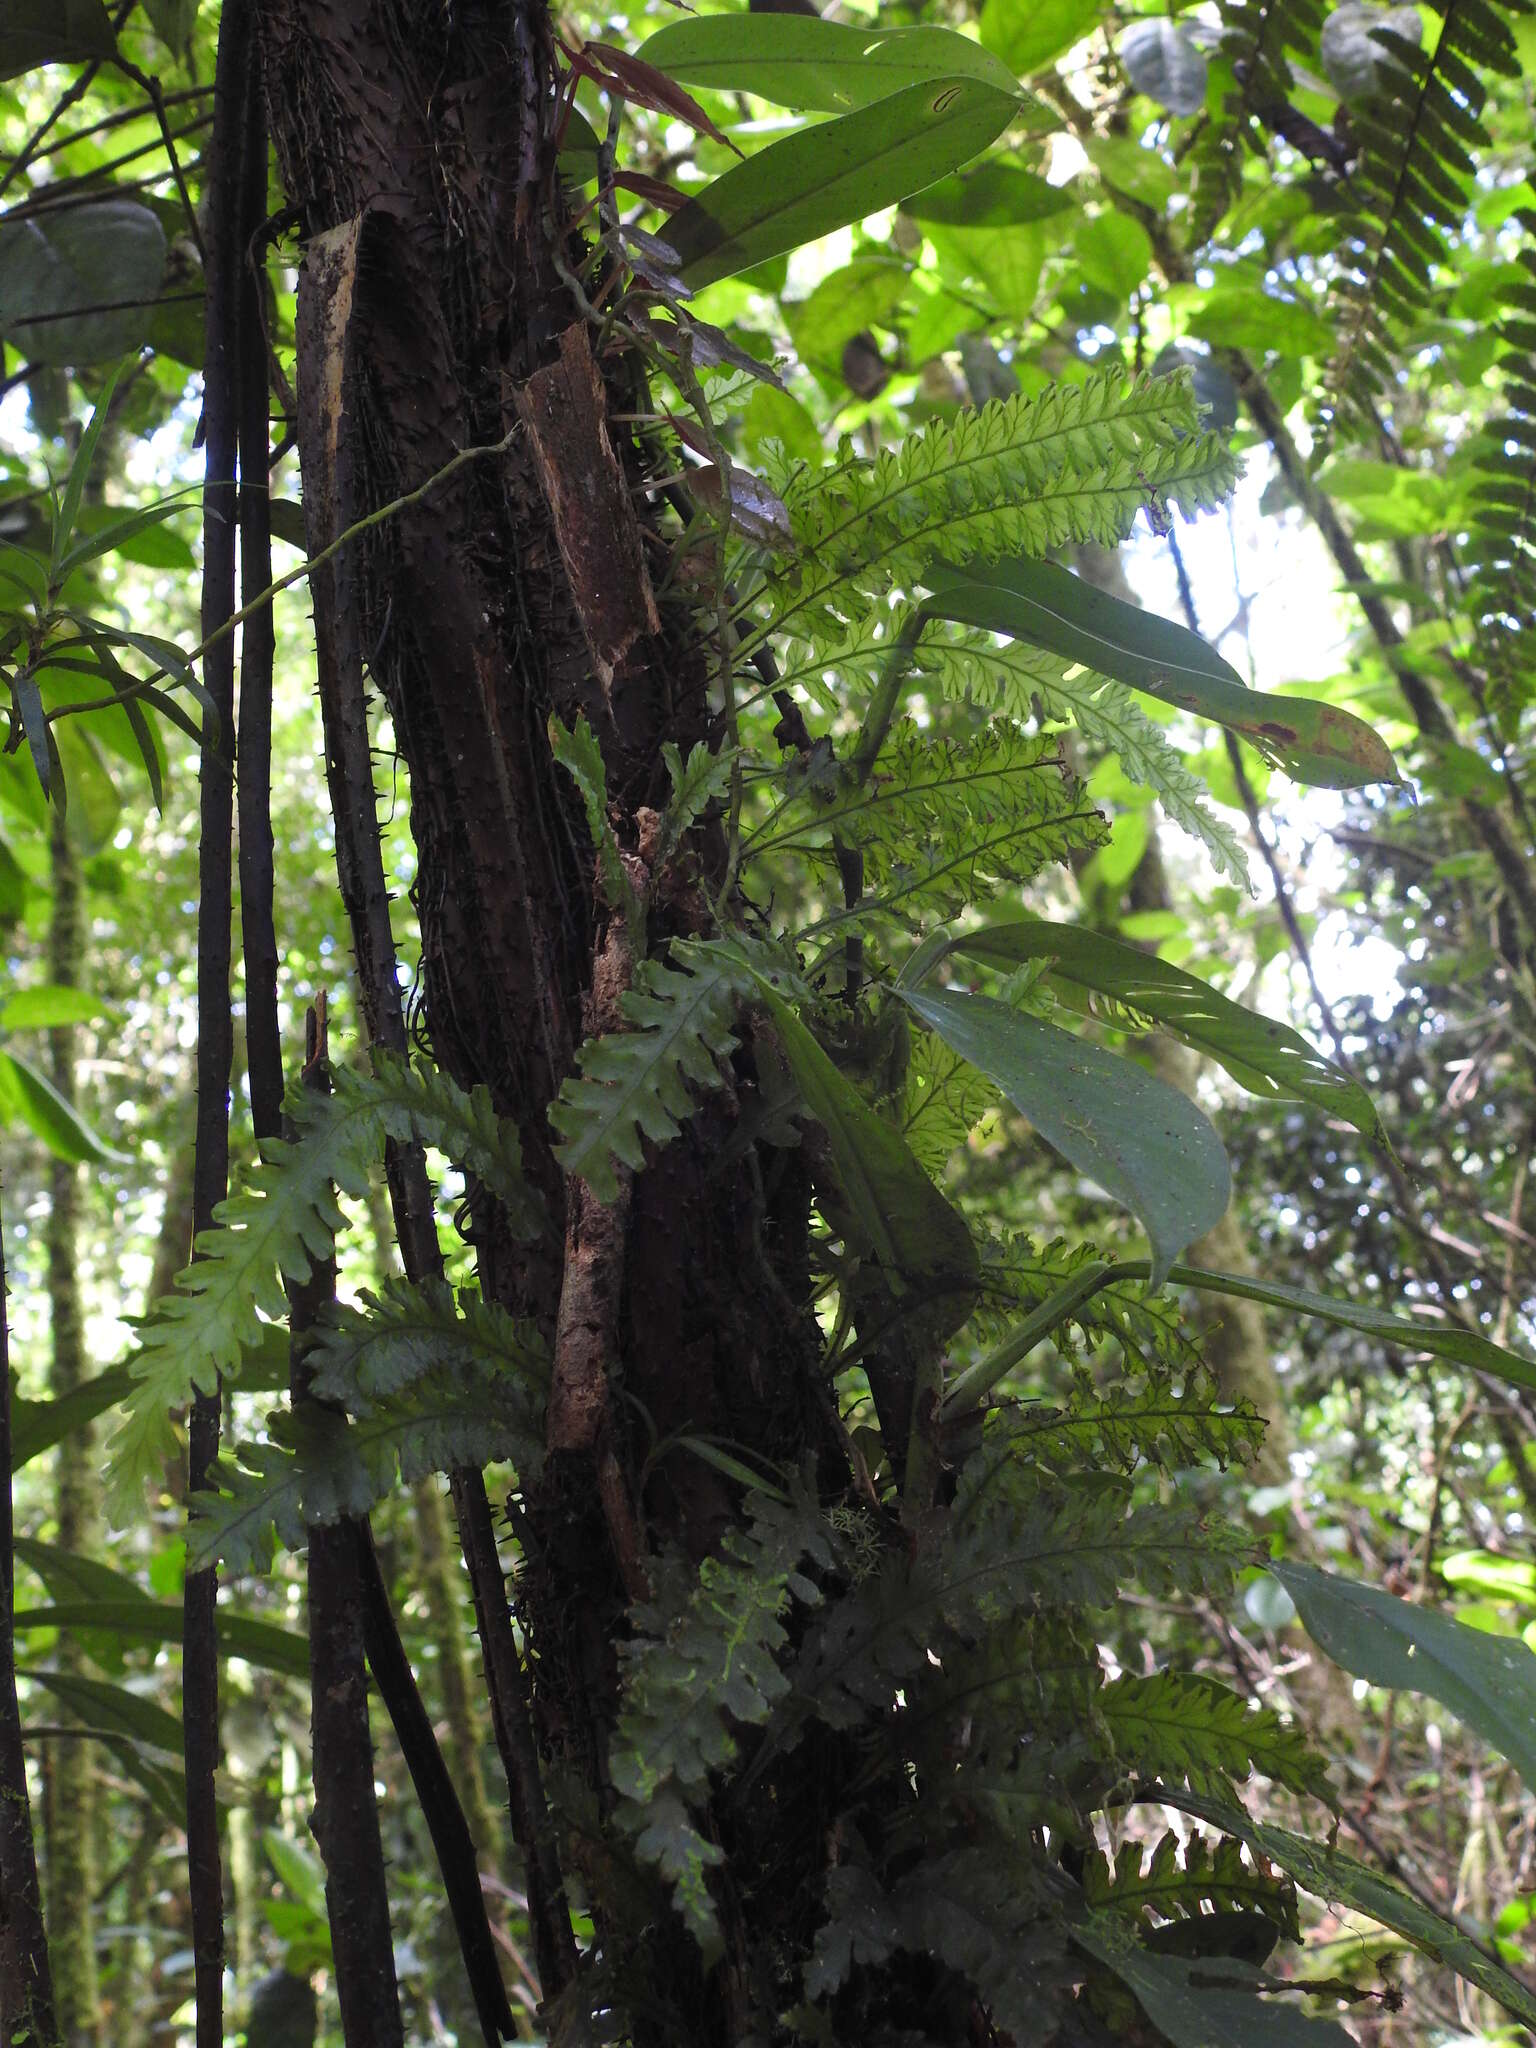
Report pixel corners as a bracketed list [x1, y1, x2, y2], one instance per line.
[0, 1175, 60, 2048]
[183, 7, 252, 2038]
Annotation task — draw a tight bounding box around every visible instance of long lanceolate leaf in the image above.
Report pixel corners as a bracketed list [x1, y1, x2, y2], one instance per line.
[108, 1055, 540, 1510]
[662, 76, 1022, 288]
[921, 554, 1401, 790]
[926, 918, 1386, 1143]
[637, 16, 1023, 113]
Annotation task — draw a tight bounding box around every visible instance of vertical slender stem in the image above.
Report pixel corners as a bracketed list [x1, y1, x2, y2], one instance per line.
[0, 1176, 60, 2048]
[184, 6, 251, 2036]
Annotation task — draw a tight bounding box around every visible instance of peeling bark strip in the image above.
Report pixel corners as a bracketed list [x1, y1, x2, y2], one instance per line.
[513, 323, 661, 690]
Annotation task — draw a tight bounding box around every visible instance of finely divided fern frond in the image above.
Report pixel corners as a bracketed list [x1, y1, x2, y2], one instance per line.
[609, 1490, 833, 1951]
[925, 631, 1251, 885]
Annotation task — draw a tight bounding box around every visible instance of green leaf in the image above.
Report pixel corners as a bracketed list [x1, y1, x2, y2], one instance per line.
[1185, 289, 1333, 360]
[896, 987, 1230, 1287]
[664, 77, 1023, 289]
[23, 1668, 183, 1753]
[0, 0, 116, 76]
[903, 162, 1074, 226]
[1074, 1915, 1355, 2045]
[549, 712, 639, 929]
[921, 555, 1402, 790]
[53, 360, 126, 577]
[1272, 1561, 1536, 1792]
[979, 0, 1101, 77]
[1168, 1790, 1536, 2031]
[0, 202, 166, 366]
[265, 1829, 329, 1922]
[0, 983, 111, 1030]
[636, 17, 1021, 114]
[1161, 1264, 1536, 1394]
[1075, 213, 1154, 302]
[760, 987, 979, 1336]
[926, 919, 1386, 1144]
[13, 1600, 309, 1680]
[0, 1047, 131, 1164]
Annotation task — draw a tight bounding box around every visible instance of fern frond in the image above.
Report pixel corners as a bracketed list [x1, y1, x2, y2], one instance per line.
[749, 721, 1107, 921]
[187, 1366, 544, 1575]
[108, 1053, 539, 1510]
[1325, 0, 1525, 430]
[902, 1027, 1004, 1174]
[971, 1233, 1206, 1380]
[610, 1490, 833, 1952]
[307, 1276, 548, 1414]
[983, 1383, 1266, 1476]
[1466, 243, 1536, 731]
[757, 371, 1241, 652]
[1099, 1671, 1335, 1805]
[659, 737, 735, 866]
[1185, 0, 1328, 235]
[550, 712, 640, 927]
[549, 941, 752, 1202]
[1084, 1830, 1300, 1940]
[925, 632, 1250, 886]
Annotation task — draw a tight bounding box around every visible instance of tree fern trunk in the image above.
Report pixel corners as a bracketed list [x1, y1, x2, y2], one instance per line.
[253, 2, 839, 2037]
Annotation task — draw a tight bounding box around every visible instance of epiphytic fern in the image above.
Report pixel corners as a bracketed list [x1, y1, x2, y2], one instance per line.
[1083, 1829, 1300, 1942]
[746, 720, 1108, 924]
[1099, 1671, 1335, 1804]
[746, 369, 1241, 658]
[549, 940, 753, 1201]
[1466, 235, 1536, 731]
[108, 1053, 539, 1510]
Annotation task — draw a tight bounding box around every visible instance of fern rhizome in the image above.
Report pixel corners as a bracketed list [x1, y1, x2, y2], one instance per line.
[121, 366, 1435, 2044]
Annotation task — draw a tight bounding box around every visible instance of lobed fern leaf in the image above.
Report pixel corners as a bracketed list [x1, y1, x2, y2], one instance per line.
[1084, 1829, 1300, 1941]
[749, 720, 1107, 922]
[108, 1054, 540, 1511]
[901, 1027, 1004, 1174]
[610, 1490, 833, 1953]
[307, 1275, 548, 1415]
[187, 1365, 543, 1576]
[982, 1382, 1266, 1477]
[658, 737, 736, 867]
[1099, 1671, 1335, 1805]
[549, 941, 750, 1201]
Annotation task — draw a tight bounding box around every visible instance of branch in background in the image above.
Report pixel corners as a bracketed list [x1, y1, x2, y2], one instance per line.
[1167, 526, 1536, 1520]
[0, 1178, 59, 2048]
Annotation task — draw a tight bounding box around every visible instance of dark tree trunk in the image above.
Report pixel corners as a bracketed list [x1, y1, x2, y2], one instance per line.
[253, 2, 841, 2036]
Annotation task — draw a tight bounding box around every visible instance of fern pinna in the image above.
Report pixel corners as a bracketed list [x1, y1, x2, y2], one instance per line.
[113, 355, 1531, 2047]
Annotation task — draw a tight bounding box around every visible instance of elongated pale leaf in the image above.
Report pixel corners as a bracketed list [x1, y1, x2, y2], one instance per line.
[761, 989, 978, 1338]
[897, 988, 1230, 1285]
[0, 1047, 131, 1164]
[1169, 1789, 1536, 2030]
[928, 920, 1385, 1143]
[1162, 1263, 1536, 1394]
[0, 203, 166, 366]
[1273, 1561, 1536, 1791]
[1118, 19, 1208, 115]
[922, 556, 1401, 790]
[665, 77, 1022, 289]
[0, 984, 111, 1030]
[14, 1600, 311, 1679]
[637, 17, 1020, 113]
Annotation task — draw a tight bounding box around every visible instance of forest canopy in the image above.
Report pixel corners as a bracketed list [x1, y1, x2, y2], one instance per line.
[1, 1, 1534, 2045]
